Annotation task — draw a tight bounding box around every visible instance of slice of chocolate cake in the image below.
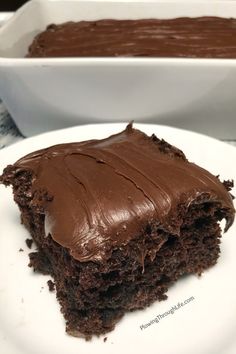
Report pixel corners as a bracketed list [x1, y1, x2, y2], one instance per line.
[0, 124, 235, 339]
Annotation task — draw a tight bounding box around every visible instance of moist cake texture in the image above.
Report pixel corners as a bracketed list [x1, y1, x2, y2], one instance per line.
[27, 17, 236, 58]
[0, 124, 235, 338]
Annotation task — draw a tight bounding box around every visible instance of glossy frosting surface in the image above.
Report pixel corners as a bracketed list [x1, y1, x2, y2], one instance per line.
[27, 17, 236, 58]
[14, 125, 235, 262]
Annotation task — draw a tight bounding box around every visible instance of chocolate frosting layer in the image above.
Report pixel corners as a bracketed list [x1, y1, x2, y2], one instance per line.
[27, 17, 236, 58]
[14, 125, 235, 262]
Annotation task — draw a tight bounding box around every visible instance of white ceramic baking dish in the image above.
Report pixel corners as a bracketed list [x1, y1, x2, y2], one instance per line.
[0, 0, 236, 138]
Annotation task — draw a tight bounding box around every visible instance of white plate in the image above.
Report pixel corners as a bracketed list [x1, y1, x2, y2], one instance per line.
[0, 123, 236, 354]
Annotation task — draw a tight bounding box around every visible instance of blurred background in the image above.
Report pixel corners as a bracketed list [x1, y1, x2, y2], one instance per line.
[0, 0, 28, 11]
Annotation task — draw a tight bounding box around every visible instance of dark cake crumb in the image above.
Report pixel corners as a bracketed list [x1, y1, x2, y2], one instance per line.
[25, 238, 33, 249]
[28, 251, 52, 275]
[19, 248, 24, 252]
[47, 280, 55, 292]
[151, 134, 187, 160]
[103, 337, 107, 342]
[223, 180, 235, 200]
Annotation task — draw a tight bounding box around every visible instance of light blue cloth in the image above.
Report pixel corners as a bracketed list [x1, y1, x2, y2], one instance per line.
[0, 99, 23, 148]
